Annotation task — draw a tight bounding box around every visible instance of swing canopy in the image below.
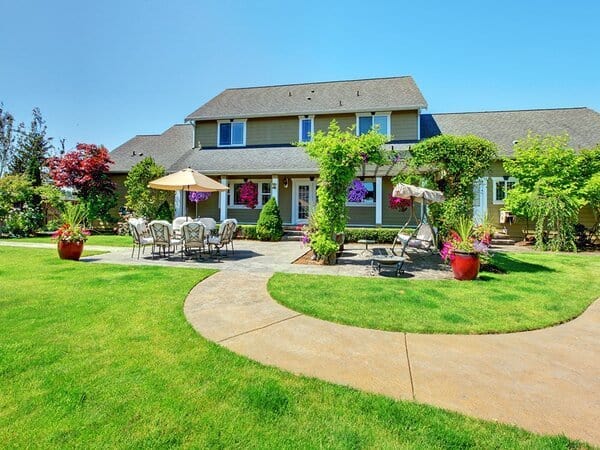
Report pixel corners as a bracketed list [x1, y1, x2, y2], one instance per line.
[392, 183, 445, 203]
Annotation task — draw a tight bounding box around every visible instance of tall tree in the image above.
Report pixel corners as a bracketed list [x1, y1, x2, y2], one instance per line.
[10, 108, 53, 186]
[0, 103, 16, 177]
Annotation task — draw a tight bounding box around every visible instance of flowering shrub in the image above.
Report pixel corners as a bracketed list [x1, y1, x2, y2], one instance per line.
[388, 194, 411, 212]
[51, 203, 90, 243]
[188, 191, 211, 203]
[347, 179, 368, 203]
[240, 181, 258, 209]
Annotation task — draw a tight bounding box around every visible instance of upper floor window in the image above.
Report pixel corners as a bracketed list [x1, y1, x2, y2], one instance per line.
[356, 112, 390, 137]
[492, 177, 517, 204]
[298, 116, 314, 142]
[218, 119, 246, 147]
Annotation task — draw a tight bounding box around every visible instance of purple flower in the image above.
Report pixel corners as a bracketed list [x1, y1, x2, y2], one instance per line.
[189, 191, 211, 202]
[347, 179, 368, 203]
[473, 240, 489, 254]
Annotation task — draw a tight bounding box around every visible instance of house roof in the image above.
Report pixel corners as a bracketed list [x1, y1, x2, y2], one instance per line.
[421, 107, 600, 156]
[171, 144, 410, 177]
[185, 76, 428, 121]
[110, 124, 193, 173]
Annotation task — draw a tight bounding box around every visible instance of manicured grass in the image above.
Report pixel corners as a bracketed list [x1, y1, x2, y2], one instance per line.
[2, 234, 132, 247]
[0, 248, 585, 448]
[269, 252, 600, 334]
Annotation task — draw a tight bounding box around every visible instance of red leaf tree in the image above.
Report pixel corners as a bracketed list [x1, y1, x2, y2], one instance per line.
[47, 143, 116, 221]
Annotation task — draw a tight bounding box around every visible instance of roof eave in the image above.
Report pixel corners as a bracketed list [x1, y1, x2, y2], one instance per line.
[185, 104, 427, 122]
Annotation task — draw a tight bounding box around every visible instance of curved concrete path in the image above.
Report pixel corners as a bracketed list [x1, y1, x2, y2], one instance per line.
[185, 271, 600, 445]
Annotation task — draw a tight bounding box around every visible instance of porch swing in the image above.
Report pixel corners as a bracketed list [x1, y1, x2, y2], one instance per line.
[390, 183, 445, 256]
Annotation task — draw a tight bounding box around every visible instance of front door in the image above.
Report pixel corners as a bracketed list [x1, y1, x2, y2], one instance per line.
[293, 179, 316, 224]
[473, 177, 488, 225]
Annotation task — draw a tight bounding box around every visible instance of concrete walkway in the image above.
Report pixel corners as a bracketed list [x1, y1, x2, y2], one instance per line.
[184, 271, 600, 445]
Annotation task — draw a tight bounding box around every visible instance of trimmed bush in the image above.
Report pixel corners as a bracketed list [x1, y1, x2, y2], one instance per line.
[236, 225, 258, 240]
[344, 227, 408, 243]
[256, 198, 284, 241]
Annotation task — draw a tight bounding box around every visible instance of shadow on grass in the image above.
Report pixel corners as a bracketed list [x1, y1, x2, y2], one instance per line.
[492, 253, 555, 273]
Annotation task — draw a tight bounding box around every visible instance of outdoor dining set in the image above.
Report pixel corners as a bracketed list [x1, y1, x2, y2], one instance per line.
[128, 216, 237, 262]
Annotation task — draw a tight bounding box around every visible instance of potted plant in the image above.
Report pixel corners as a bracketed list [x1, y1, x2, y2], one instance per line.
[441, 217, 490, 280]
[52, 203, 90, 260]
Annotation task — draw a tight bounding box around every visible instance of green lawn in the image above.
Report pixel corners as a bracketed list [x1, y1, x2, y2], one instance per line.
[0, 247, 586, 448]
[2, 234, 132, 247]
[269, 252, 600, 334]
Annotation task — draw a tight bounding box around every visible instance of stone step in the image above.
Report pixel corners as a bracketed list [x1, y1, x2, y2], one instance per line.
[283, 230, 304, 237]
[282, 235, 303, 241]
[491, 238, 517, 245]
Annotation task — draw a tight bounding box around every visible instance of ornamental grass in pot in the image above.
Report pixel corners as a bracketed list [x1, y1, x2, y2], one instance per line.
[441, 217, 491, 280]
[52, 203, 90, 260]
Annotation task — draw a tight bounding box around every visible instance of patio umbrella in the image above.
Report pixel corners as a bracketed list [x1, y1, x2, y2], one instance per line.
[392, 183, 444, 203]
[148, 168, 228, 192]
[149, 168, 228, 218]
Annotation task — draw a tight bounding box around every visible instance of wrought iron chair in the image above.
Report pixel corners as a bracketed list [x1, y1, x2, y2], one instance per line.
[128, 218, 153, 259]
[181, 221, 206, 260]
[148, 220, 182, 258]
[207, 219, 237, 261]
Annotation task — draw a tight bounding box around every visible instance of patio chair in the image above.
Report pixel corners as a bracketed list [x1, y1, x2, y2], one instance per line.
[181, 221, 206, 260]
[196, 217, 217, 235]
[128, 218, 153, 259]
[207, 219, 237, 261]
[148, 220, 182, 258]
[172, 216, 193, 235]
[392, 222, 437, 257]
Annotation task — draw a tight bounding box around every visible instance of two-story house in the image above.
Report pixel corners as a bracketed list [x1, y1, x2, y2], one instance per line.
[109, 76, 600, 234]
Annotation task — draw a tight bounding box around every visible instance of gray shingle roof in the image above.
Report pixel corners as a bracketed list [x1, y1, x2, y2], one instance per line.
[421, 107, 600, 156]
[171, 144, 409, 177]
[185, 76, 427, 121]
[110, 124, 193, 173]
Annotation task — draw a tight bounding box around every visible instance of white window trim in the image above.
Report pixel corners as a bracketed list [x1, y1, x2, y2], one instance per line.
[345, 178, 377, 207]
[217, 119, 247, 147]
[298, 115, 314, 142]
[227, 178, 271, 209]
[355, 112, 391, 138]
[492, 177, 517, 205]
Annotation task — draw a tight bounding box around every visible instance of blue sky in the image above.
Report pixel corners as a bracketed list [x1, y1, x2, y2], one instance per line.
[2, 0, 599, 152]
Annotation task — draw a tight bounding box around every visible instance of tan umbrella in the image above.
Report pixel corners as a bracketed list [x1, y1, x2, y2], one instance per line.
[148, 168, 228, 192]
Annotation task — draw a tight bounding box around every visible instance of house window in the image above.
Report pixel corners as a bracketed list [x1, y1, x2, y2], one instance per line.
[228, 180, 271, 208]
[346, 179, 376, 206]
[299, 116, 314, 142]
[356, 113, 390, 137]
[492, 177, 517, 204]
[218, 120, 246, 147]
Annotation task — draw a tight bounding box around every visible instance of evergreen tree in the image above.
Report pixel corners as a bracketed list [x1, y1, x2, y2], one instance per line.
[0, 103, 16, 177]
[10, 108, 53, 186]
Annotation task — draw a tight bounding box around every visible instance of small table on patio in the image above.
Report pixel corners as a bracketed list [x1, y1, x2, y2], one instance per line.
[371, 255, 407, 277]
[358, 239, 376, 255]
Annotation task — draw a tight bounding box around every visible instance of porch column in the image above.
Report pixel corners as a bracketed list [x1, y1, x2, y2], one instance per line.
[375, 176, 383, 225]
[219, 176, 228, 222]
[271, 175, 279, 204]
[174, 190, 186, 217]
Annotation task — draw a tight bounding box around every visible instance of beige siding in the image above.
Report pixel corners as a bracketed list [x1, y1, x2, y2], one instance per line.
[110, 174, 127, 218]
[278, 178, 293, 224]
[347, 206, 376, 226]
[246, 117, 298, 146]
[391, 110, 418, 141]
[227, 208, 261, 224]
[186, 191, 219, 219]
[579, 205, 596, 228]
[195, 121, 216, 148]
[314, 114, 356, 133]
[381, 177, 417, 227]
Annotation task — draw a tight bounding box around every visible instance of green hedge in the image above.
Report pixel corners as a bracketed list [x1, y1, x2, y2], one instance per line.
[236, 225, 258, 240]
[343, 227, 409, 243]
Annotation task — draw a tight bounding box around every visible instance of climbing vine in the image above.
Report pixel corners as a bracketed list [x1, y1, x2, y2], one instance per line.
[299, 120, 390, 261]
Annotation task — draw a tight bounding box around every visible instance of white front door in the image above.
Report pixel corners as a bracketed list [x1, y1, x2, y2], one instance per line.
[473, 177, 488, 225]
[292, 179, 316, 224]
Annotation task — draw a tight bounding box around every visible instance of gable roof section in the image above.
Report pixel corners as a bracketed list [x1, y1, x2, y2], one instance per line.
[185, 76, 427, 121]
[109, 124, 193, 173]
[421, 107, 600, 156]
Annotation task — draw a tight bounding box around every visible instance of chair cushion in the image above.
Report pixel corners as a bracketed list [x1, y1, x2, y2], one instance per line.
[207, 236, 221, 245]
[140, 237, 153, 245]
[395, 233, 412, 243]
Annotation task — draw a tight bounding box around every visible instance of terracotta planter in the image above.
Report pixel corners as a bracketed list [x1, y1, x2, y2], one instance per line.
[450, 251, 480, 280]
[57, 240, 85, 261]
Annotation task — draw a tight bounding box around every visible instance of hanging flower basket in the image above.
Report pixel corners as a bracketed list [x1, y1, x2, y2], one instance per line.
[347, 179, 368, 203]
[240, 181, 258, 209]
[388, 194, 411, 212]
[188, 191, 211, 203]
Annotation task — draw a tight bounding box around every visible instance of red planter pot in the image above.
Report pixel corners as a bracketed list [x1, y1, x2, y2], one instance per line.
[450, 251, 480, 280]
[57, 240, 85, 261]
